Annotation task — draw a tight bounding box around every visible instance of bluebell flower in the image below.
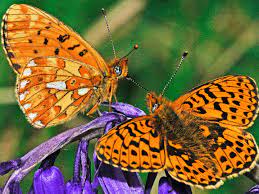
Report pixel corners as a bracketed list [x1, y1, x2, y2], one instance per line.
[8, 180, 22, 194]
[33, 166, 65, 194]
[0, 158, 22, 175]
[32, 151, 65, 194]
[246, 185, 259, 194]
[65, 140, 93, 194]
[9, 102, 258, 193]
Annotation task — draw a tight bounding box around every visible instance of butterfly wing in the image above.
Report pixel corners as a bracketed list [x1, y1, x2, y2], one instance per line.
[2, 4, 108, 74]
[17, 56, 104, 128]
[96, 116, 166, 172]
[166, 140, 222, 189]
[167, 75, 259, 188]
[171, 75, 259, 130]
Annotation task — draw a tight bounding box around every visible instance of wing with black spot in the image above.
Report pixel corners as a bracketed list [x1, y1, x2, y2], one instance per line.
[95, 116, 166, 172]
[166, 122, 259, 189]
[172, 75, 259, 130]
[2, 4, 108, 74]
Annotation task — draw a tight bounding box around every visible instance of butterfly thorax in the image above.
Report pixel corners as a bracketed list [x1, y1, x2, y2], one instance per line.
[147, 92, 217, 169]
[146, 92, 180, 135]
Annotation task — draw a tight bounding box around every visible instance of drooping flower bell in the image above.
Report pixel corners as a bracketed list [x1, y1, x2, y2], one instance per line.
[4, 102, 259, 193]
[246, 185, 259, 194]
[32, 151, 65, 194]
[92, 112, 144, 193]
[65, 139, 93, 194]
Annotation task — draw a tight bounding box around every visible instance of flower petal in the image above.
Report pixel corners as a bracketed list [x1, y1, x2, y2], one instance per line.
[158, 172, 192, 194]
[65, 181, 82, 194]
[0, 159, 22, 175]
[82, 181, 94, 194]
[80, 140, 91, 186]
[93, 152, 144, 193]
[102, 102, 146, 118]
[33, 166, 65, 194]
[247, 185, 259, 194]
[8, 181, 22, 194]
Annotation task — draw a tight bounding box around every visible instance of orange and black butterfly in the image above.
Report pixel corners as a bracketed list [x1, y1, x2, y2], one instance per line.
[96, 53, 259, 188]
[1, 4, 136, 128]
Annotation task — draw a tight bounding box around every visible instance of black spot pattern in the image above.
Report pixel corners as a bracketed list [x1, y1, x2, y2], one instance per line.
[57, 34, 70, 42]
[54, 48, 60, 55]
[79, 49, 88, 56]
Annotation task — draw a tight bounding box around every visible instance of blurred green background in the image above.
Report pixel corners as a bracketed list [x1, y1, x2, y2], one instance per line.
[0, 0, 258, 193]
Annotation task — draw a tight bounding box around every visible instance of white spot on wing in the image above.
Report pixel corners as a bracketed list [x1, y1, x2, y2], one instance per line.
[28, 113, 37, 121]
[23, 103, 31, 110]
[20, 80, 29, 89]
[34, 120, 45, 128]
[28, 60, 37, 67]
[19, 91, 29, 101]
[78, 88, 90, 96]
[23, 68, 32, 76]
[46, 81, 67, 90]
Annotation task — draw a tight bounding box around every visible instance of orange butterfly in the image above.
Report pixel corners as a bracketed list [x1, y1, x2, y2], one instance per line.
[1, 4, 136, 128]
[96, 62, 259, 188]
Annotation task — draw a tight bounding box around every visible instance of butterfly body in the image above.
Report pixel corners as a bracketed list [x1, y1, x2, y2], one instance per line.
[2, 4, 129, 128]
[96, 75, 259, 189]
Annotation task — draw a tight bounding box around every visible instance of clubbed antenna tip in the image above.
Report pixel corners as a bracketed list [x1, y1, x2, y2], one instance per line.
[121, 44, 139, 59]
[182, 51, 188, 58]
[161, 51, 189, 96]
[101, 8, 106, 15]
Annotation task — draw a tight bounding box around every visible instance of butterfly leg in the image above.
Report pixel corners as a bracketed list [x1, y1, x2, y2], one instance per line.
[113, 94, 118, 102]
[87, 103, 100, 116]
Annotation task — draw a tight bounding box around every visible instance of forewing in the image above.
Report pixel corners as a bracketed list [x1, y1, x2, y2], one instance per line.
[96, 116, 166, 172]
[172, 75, 259, 130]
[2, 4, 108, 74]
[17, 57, 102, 128]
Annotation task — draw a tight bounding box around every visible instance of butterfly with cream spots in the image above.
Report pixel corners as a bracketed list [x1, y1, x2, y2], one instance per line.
[2, 4, 135, 128]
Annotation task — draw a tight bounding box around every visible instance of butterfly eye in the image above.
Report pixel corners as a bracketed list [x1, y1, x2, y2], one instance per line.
[114, 65, 122, 76]
[152, 103, 159, 112]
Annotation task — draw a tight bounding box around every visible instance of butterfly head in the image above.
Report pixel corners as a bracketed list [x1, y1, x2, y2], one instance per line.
[109, 58, 128, 79]
[146, 92, 163, 113]
[109, 45, 139, 79]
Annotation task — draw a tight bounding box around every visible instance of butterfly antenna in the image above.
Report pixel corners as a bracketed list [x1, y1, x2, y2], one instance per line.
[126, 75, 149, 92]
[102, 8, 117, 58]
[161, 51, 188, 96]
[121, 44, 139, 59]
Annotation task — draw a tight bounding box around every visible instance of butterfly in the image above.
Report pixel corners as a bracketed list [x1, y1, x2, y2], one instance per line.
[96, 75, 259, 189]
[1, 4, 135, 128]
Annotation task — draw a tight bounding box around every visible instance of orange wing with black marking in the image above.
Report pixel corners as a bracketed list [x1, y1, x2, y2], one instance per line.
[95, 116, 166, 172]
[2, 4, 108, 74]
[172, 75, 259, 130]
[2, 4, 129, 128]
[167, 75, 259, 188]
[17, 56, 104, 128]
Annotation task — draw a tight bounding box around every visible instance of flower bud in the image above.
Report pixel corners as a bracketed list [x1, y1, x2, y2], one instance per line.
[33, 166, 65, 194]
[65, 181, 82, 194]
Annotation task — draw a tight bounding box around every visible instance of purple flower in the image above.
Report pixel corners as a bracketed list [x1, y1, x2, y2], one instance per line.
[8, 181, 22, 194]
[158, 174, 192, 194]
[33, 166, 65, 194]
[65, 181, 83, 194]
[0, 102, 215, 194]
[247, 185, 259, 194]
[0, 159, 21, 175]
[65, 140, 93, 194]
[33, 151, 65, 194]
